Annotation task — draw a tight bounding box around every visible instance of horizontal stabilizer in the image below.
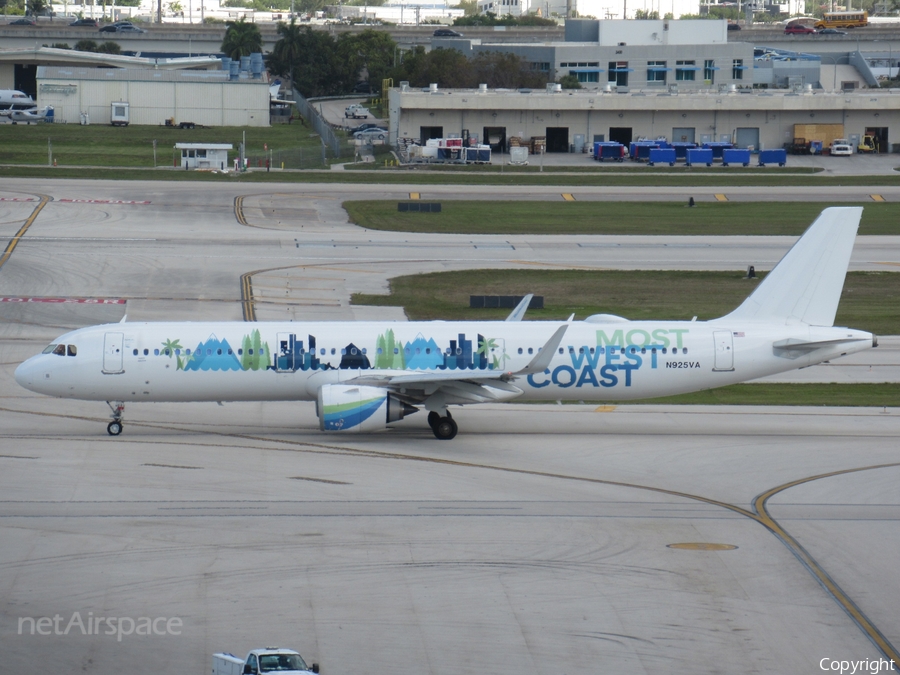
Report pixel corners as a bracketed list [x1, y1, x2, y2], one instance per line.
[722, 207, 862, 327]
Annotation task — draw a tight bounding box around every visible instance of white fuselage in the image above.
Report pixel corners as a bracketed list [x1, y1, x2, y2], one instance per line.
[14, 319, 875, 404]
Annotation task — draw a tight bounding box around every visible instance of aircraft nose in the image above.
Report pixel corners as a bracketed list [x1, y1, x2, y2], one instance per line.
[14, 357, 37, 390]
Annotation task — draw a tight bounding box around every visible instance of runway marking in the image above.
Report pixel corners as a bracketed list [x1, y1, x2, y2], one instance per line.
[409, 192, 420, 200]
[870, 195, 885, 202]
[0, 194, 50, 272]
[562, 193, 576, 201]
[667, 542, 738, 551]
[289, 476, 352, 485]
[240, 271, 256, 321]
[1, 297, 126, 304]
[142, 463, 203, 470]
[753, 464, 900, 665]
[0, 197, 36, 202]
[715, 194, 728, 202]
[594, 405, 617, 412]
[57, 199, 150, 205]
[234, 196, 248, 226]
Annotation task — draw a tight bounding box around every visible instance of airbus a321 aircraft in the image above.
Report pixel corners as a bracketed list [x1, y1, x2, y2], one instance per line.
[15, 207, 876, 440]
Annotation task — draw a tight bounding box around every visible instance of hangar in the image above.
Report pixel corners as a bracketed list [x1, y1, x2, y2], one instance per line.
[388, 83, 900, 152]
[36, 65, 270, 127]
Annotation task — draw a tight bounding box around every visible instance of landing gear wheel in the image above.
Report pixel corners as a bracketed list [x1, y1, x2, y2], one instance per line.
[432, 416, 458, 440]
[107, 421, 123, 436]
[427, 411, 441, 430]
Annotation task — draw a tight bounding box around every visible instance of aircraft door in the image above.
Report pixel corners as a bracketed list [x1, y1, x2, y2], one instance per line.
[103, 332, 125, 374]
[713, 331, 734, 371]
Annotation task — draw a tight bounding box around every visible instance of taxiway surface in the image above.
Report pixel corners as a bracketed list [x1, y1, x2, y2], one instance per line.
[1, 178, 898, 674]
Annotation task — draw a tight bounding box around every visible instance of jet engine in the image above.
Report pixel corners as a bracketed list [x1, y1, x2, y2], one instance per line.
[317, 384, 418, 433]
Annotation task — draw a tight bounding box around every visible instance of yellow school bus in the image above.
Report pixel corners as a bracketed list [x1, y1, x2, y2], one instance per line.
[815, 11, 868, 29]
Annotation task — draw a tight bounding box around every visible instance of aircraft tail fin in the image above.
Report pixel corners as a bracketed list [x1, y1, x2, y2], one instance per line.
[721, 207, 862, 327]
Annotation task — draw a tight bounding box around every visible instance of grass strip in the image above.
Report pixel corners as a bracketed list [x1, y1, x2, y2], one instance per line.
[351, 269, 900, 336]
[345, 200, 900, 235]
[615, 382, 900, 407]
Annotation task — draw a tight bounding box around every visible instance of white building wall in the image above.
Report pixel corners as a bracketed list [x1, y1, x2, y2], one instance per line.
[37, 78, 269, 127]
[596, 19, 726, 45]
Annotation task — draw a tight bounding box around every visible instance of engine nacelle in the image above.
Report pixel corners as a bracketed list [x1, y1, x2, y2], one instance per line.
[317, 384, 417, 433]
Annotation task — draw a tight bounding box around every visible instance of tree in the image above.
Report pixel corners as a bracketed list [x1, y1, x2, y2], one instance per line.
[269, 17, 305, 90]
[97, 41, 122, 54]
[221, 18, 262, 59]
[74, 39, 100, 52]
[557, 74, 582, 89]
[28, 0, 47, 16]
[335, 29, 397, 92]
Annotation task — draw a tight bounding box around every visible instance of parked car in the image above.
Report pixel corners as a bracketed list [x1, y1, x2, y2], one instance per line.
[69, 18, 99, 26]
[784, 24, 816, 34]
[817, 28, 848, 35]
[8, 17, 37, 25]
[830, 139, 853, 156]
[344, 104, 369, 119]
[353, 128, 387, 141]
[727, 23, 741, 31]
[433, 28, 463, 37]
[352, 81, 373, 94]
[355, 123, 387, 133]
[114, 24, 146, 32]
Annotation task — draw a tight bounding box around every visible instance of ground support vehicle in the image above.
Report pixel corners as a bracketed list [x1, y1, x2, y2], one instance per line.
[213, 647, 319, 675]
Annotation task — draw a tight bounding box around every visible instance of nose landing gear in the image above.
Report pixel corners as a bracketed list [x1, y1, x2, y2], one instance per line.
[106, 401, 125, 436]
[427, 410, 458, 440]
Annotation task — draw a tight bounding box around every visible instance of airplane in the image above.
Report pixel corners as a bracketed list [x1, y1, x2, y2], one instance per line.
[7, 106, 54, 124]
[14, 207, 876, 440]
[0, 89, 36, 116]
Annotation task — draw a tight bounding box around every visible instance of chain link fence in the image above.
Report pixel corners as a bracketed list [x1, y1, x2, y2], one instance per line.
[292, 89, 357, 163]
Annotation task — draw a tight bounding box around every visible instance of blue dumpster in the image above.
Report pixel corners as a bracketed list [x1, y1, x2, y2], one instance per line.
[758, 149, 787, 166]
[670, 142, 696, 160]
[629, 142, 658, 161]
[686, 148, 714, 167]
[722, 148, 751, 167]
[702, 142, 733, 160]
[595, 142, 625, 161]
[648, 148, 677, 166]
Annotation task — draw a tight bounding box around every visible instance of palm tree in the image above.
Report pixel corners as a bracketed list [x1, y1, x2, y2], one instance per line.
[221, 18, 262, 60]
[270, 17, 304, 91]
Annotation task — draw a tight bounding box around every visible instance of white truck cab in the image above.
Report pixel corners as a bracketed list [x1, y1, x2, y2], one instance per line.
[213, 647, 319, 675]
[344, 104, 369, 119]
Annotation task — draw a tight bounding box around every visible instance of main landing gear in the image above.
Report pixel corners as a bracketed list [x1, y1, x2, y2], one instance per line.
[427, 410, 458, 440]
[106, 401, 125, 436]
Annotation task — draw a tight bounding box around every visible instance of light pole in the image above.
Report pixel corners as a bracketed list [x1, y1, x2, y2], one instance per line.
[819, 53, 840, 92]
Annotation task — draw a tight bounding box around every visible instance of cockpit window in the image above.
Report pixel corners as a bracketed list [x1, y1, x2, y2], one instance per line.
[52, 344, 66, 356]
[67, 345, 77, 356]
[42, 344, 58, 354]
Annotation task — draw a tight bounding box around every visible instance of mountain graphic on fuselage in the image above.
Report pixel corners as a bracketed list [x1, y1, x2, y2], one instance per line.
[183, 335, 242, 371]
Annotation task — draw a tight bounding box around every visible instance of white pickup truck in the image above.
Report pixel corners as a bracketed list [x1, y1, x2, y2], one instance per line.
[344, 104, 369, 119]
[213, 647, 319, 675]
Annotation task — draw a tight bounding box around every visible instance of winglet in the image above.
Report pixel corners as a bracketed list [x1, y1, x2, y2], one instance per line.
[119, 314, 128, 323]
[505, 294, 534, 322]
[516, 324, 568, 375]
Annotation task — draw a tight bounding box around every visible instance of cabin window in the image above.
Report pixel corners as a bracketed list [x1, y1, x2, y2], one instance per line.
[517, 347, 523, 355]
[164, 349, 170, 356]
[528, 347, 533, 355]
[259, 348, 264, 355]
[395, 348, 400, 355]
[455, 348, 462, 355]
[568, 347, 575, 353]
[144, 349, 149, 356]
[630, 347, 636, 354]
[672, 348, 678, 354]
[42, 344, 58, 354]
[154, 349, 160, 356]
[662, 348, 667, 354]
[227, 349, 232, 355]
[362, 348, 367, 355]
[206, 349, 211, 356]
[331, 348, 336, 355]
[341, 349, 347, 355]
[405, 348, 410, 354]
[351, 348, 358, 355]
[248, 349, 253, 355]
[683, 348, 688, 354]
[66, 345, 76, 356]
[589, 347, 595, 354]
[641, 347, 646, 354]
[216, 349, 222, 355]
[186, 349, 191, 355]
[558, 348, 564, 354]
[133, 349, 139, 355]
[651, 348, 657, 354]
[52, 344, 66, 356]
[320, 348, 325, 355]
[425, 348, 430, 354]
